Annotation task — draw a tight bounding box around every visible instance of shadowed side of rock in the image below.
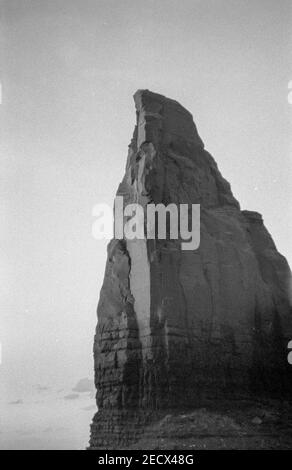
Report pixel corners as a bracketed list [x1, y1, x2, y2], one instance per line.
[89, 90, 292, 449]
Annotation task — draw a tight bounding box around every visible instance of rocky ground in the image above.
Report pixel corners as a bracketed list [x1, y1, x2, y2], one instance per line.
[127, 400, 292, 450]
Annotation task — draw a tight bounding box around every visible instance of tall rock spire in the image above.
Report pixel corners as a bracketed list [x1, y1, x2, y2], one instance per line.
[89, 90, 292, 449]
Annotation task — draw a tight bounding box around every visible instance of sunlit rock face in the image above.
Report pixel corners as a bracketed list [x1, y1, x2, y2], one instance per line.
[89, 90, 292, 449]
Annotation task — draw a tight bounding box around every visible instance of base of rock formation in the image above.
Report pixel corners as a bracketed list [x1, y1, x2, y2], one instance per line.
[90, 401, 292, 450]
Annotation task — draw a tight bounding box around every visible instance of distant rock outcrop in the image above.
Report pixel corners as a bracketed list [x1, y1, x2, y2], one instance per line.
[89, 90, 292, 449]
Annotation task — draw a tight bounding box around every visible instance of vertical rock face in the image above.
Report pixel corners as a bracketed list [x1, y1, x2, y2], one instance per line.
[89, 90, 292, 449]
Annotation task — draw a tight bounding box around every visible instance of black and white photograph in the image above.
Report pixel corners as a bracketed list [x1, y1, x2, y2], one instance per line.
[1, 0, 292, 457]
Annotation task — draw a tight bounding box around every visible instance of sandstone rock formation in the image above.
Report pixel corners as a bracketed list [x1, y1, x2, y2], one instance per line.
[89, 90, 292, 449]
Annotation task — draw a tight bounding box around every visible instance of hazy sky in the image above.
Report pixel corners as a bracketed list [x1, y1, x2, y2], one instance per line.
[0, 0, 291, 449]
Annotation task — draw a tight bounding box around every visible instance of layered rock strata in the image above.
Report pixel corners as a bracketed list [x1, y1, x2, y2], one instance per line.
[89, 90, 292, 449]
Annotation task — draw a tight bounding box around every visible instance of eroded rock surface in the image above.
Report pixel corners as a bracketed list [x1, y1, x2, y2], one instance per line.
[89, 90, 292, 449]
